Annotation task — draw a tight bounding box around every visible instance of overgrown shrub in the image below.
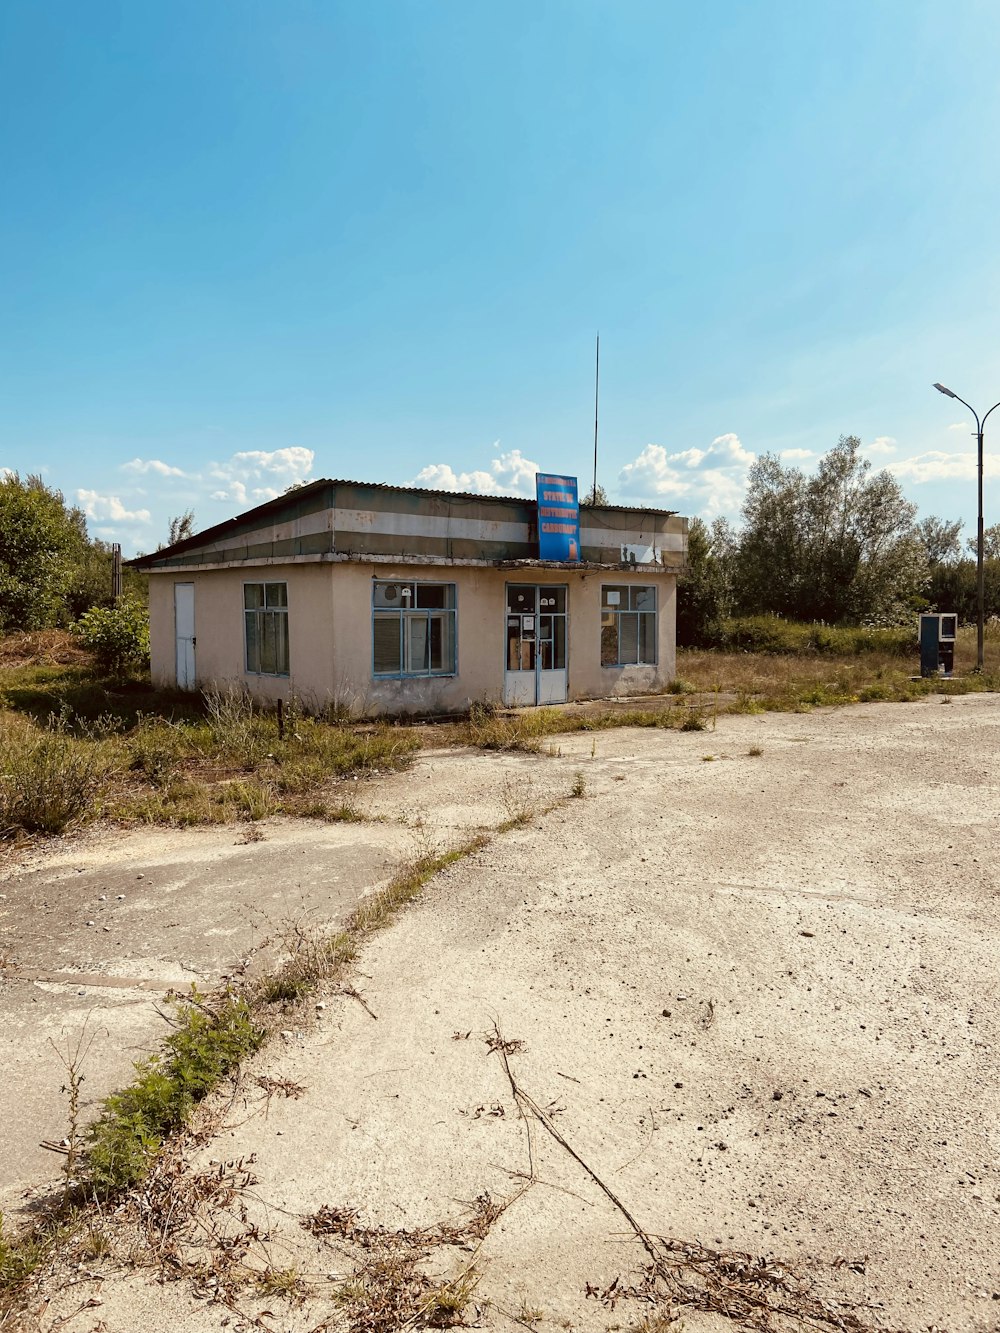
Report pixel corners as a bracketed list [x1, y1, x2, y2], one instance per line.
[704, 616, 914, 657]
[0, 713, 110, 834]
[73, 599, 150, 678]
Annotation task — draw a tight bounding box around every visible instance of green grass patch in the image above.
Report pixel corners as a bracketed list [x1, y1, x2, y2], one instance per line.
[85, 992, 265, 1196]
[0, 1214, 49, 1292]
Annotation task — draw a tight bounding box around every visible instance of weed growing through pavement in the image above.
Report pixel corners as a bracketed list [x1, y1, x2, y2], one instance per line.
[679, 710, 706, 732]
[516, 1299, 546, 1327]
[253, 1266, 307, 1302]
[304, 1196, 498, 1333]
[51, 1022, 100, 1200]
[350, 835, 490, 935]
[629, 1314, 685, 1333]
[85, 990, 265, 1196]
[498, 774, 536, 828]
[0, 1214, 51, 1293]
[0, 810, 523, 1317]
[571, 770, 586, 797]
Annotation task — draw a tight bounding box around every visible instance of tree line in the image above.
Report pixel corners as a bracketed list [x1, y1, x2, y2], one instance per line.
[1, 443, 991, 643]
[678, 435, 996, 645]
[0, 472, 147, 633]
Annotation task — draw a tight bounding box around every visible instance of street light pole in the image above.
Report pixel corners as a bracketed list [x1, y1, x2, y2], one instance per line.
[932, 382, 1000, 670]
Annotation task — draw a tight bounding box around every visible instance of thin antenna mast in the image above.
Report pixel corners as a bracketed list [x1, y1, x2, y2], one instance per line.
[592, 333, 600, 503]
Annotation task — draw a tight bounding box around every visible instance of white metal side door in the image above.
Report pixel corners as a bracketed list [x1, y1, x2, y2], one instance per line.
[174, 583, 196, 690]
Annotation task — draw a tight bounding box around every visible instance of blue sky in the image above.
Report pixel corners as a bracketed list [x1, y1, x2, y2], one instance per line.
[3, 0, 1000, 554]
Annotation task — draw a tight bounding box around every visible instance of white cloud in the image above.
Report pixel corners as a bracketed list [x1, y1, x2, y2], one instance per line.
[412, 464, 501, 494]
[208, 446, 315, 506]
[121, 457, 187, 478]
[76, 489, 151, 524]
[617, 433, 754, 518]
[411, 447, 541, 497]
[780, 448, 814, 461]
[889, 451, 1000, 484]
[867, 436, 897, 456]
[211, 482, 247, 504]
[948, 422, 972, 432]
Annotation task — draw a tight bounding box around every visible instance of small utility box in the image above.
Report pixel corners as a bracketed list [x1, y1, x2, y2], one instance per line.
[919, 613, 957, 677]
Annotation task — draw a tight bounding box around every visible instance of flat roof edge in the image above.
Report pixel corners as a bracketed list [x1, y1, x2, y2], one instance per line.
[127, 477, 681, 568]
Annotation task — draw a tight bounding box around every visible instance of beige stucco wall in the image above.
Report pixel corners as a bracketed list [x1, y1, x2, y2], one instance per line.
[148, 561, 677, 714]
[148, 565, 335, 705]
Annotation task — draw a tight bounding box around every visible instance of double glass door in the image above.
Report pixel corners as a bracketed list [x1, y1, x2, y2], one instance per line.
[503, 584, 567, 705]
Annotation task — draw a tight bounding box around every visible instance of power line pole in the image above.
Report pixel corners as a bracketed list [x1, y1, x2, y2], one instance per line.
[592, 333, 600, 503]
[111, 543, 122, 604]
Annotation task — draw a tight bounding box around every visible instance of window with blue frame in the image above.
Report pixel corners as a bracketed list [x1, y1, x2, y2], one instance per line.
[372, 581, 457, 677]
[600, 585, 657, 666]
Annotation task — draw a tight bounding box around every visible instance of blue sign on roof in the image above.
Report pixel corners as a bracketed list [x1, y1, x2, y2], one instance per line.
[536, 473, 581, 562]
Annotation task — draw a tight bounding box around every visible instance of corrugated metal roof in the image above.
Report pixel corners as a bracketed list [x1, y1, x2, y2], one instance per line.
[128, 476, 679, 568]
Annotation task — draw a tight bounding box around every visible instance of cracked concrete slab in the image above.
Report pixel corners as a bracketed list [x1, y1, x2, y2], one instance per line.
[9, 696, 1000, 1333]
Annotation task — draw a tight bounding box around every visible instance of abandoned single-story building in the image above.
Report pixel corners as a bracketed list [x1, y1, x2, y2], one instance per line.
[130, 478, 687, 715]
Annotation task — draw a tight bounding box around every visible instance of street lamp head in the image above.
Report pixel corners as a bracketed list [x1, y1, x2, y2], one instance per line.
[933, 382, 958, 398]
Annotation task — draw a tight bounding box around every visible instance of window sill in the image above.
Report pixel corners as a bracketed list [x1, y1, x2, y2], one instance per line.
[373, 673, 458, 682]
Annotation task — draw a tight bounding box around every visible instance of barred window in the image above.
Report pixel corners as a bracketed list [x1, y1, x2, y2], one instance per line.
[601, 585, 656, 666]
[373, 581, 457, 677]
[244, 582, 289, 675]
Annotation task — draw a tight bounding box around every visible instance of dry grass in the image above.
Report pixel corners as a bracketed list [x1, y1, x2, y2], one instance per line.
[349, 836, 490, 935]
[0, 659, 419, 840]
[0, 628, 91, 668]
[678, 622, 1000, 709]
[303, 1195, 498, 1332]
[8, 621, 988, 844]
[449, 625, 1000, 754]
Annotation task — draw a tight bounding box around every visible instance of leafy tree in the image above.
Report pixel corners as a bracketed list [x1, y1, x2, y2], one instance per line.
[677, 517, 734, 645]
[732, 436, 923, 624]
[966, 522, 1000, 561]
[163, 511, 196, 548]
[0, 473, 85, 631]
[917, 517, 963, 567]
[581, 483, 608, 506]
[925, 557, 1000, 622]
